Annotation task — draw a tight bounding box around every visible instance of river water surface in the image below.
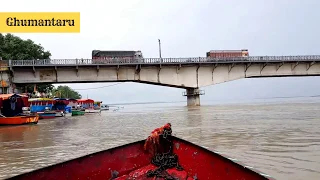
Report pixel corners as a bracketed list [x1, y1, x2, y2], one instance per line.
[0, 98, 320, 180]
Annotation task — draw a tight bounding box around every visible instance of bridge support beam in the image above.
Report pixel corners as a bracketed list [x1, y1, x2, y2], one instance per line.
[183, 88, 205, 106]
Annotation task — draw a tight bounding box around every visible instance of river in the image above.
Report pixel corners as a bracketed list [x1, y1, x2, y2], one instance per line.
[0, 97, 320, 180]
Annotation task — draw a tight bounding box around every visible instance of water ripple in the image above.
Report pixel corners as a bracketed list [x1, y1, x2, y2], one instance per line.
[0, 102, 320, 180]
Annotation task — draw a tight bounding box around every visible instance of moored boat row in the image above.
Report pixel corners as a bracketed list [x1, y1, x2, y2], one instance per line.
[0, 94, 109, 125]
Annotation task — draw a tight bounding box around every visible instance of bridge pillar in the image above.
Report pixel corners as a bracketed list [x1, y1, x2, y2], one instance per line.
[183, 88, 205, 106]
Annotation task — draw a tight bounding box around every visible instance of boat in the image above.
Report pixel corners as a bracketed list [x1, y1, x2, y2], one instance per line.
[28, 98, 55, 115]
[94, 101, 102, 109]
[0, 115, 39, 125]
[84, 101, 102, 113]
[0, 94, 39, 126]
[52, 98, 69, 117]
[71, 109, 85, 116]
[77, 99, 97, 113]
[84, 108, 101, 113]
[36, 107, 56, 119]
[8, 123, 273, 180]
[100, 104, 109, 111]
[37, 112, 56, 119]
[63, 106, 72, 117]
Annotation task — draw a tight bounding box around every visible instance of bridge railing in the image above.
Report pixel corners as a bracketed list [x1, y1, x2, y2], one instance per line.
[7, 55, 320, 66]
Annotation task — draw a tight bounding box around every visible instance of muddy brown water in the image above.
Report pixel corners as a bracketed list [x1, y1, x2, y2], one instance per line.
[0, 100, 320, 180]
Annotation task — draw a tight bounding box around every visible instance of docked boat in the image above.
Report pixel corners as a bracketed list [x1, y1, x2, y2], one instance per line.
[36, 107, 56, 119]
[52, 98, 69, 117]
[71, 109, 85, 116]
[0, 94, 39, 126]
[83, 101, 102, 113]
[37, 112, 56, 119]
[84, 108, 101, 113]
[77, 99, 101, 113]
[63, 106, 72, 117]
[100, 104, 109, 111]
[29, 98, 55, 110]
[0, 115, 39, 125]
[94, 101, 102, 109]
[8, 123, 273, 180]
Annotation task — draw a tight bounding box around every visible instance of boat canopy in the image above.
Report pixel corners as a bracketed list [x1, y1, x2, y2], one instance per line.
[0, 94, 29, 117]
[28, 98, 56, 105]
[53, 98, 69, 105]
[77, 99, 94, 103]
[54, 98, 67, 100]
[0, 93, 28, 100]
[77, 99, 94, 109]
[28, 98, 53, 102]
[0, 94, 29, 108]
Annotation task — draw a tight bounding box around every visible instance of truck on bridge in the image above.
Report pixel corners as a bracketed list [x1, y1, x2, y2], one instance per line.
[206, 49, 249, 61]
[92, 50, 144, 64]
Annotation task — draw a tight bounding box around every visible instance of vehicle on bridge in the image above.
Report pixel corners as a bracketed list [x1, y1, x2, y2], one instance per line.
[206, 49, 249, 61]
[92, 50, 144, 64]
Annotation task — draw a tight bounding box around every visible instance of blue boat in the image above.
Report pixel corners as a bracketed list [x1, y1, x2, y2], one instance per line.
[37, 111, 56, 119]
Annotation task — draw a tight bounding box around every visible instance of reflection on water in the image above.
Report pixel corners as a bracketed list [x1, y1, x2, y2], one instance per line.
[0, 100, 320, 180]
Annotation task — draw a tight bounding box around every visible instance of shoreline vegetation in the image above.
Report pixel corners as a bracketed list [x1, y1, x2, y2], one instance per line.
[0, 33, 80, 98]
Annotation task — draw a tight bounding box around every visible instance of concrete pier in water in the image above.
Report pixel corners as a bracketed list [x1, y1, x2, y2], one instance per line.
[183, 88, 204, 106]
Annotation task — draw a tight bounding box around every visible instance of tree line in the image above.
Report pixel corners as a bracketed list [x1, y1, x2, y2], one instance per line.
[0, 33, 82, 99]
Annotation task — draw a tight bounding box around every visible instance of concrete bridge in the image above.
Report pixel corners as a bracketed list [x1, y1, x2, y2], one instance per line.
[1, 55, 320, 106]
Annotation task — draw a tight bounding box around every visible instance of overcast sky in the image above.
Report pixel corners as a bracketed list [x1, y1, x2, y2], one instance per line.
[2, 0, 320, 104]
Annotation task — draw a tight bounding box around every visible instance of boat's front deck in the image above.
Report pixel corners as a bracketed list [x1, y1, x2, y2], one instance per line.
[115, 164, 195, 180]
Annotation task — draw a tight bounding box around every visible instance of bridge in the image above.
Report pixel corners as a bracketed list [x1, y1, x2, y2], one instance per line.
[1, 55, 320, 106]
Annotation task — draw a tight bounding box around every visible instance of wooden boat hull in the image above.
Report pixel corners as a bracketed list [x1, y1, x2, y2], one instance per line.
[0, 115, 39, 125]
[8, 136, 273, 180]
[71, 110, 85, 116]
[37, 112, 56, 119]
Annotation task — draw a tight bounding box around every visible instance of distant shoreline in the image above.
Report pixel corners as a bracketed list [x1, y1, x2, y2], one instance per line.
[107, 101, 186, 106]
[106, 95, 320, 106]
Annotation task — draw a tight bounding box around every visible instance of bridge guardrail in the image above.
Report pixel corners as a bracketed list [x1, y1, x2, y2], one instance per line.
[7, 55, 320, 66]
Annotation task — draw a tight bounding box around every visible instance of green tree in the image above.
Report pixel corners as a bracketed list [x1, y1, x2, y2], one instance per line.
[0, 33, 52, 93]
[52, 85, 82, 99]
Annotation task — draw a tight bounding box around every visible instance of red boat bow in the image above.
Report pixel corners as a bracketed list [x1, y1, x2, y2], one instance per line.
[8, 124, 273, 180]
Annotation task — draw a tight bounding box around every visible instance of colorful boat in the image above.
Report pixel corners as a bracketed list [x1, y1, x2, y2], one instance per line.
[0, 115, 39, 125]
[100, 104, 109, 111]
[71, 109, 85, 116]
[28, 98, 56, 114]
[84, 101, 102, 113]
[84, 108, 101, 113]
[0, 94, 39, 126]
[8, 123, 273, 180]
[77, 99, 95, 111]
[37, 111, 56, 119]
[63, 106, 72, 117]
[52, 98, 69, 117]
[94, 101, 102, 109]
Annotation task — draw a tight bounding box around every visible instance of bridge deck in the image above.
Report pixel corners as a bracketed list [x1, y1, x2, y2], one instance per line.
[1, 55, 320, 67]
